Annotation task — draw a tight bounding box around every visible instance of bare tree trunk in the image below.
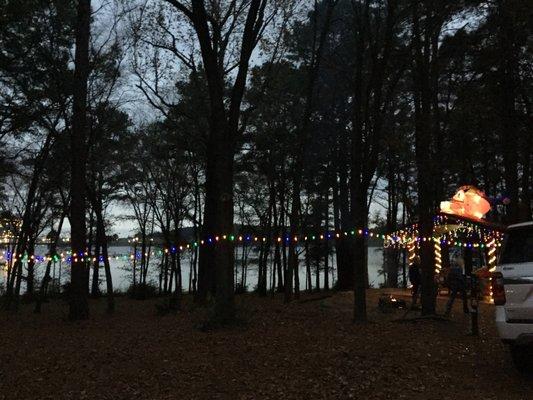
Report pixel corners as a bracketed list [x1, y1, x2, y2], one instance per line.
[96, 206, 114, 313]
[324, 187, 330, 290]
[212, 131, 235, 321]
[163, 251, 169, 293]
[69, 0, 91, 320]
[145, 224, 153, 284]
[351, 192, 368, 322]
[177, 251, 182, 294]
[411, 1, 437, 315]
[4, 132, 54, 309]
[286, 0, 337, 303]
[192, 172, 200, 293]
[91, 232, 100, 297]
[188, 251, 193, 293]
[140, 228, 147, 285]
[385, 156, 399, 288]
[349, 0, 399, 321]
[35, 211, 67, 313]
[497, 0, 520, 223]
[334, 143, 353, 290]
[192, 244, 198, 293]
[132, 241, 137, 287]
[324, 244, 329, 290]
[159, 255, 164, 295]
[305, 242, 312, 292]
[240, 241, 246, 288]
[273, 183, 284, 292]
[87, 208, 95, 293]
[315, 249, 320, 292]
[26, 240, 35, 296]
[168, 253, 174, 293]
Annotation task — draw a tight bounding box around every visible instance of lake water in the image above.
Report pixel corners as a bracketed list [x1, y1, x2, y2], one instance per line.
[0, 246, 385, 293]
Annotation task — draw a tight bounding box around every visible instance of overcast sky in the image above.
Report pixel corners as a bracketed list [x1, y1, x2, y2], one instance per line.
[83, 0, 390, 238]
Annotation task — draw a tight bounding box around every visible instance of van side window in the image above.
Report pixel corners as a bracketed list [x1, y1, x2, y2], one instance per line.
[501, 229, 533, 264]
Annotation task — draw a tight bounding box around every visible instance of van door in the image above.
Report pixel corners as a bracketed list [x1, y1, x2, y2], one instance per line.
[500, 226, 533, 322]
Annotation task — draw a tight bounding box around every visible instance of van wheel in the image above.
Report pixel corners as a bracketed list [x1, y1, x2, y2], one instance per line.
[510, 344, 533, 373]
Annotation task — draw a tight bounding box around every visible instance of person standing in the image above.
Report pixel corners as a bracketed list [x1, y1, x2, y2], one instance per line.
[445, 255, 470, 316]
[409, 256, 422, 307]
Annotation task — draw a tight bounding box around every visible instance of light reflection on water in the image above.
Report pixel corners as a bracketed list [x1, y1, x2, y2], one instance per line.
[0, 246, 384, 293]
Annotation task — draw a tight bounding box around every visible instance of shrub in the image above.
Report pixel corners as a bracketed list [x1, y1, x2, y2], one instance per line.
[126, 283, 158, 300]
[61, 282, 72, 301]
[235, 282, 247, 295]
[155, 295, 180, 315]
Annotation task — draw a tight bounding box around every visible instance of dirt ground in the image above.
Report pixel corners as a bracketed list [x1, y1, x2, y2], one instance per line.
[0, 290, 532, 400]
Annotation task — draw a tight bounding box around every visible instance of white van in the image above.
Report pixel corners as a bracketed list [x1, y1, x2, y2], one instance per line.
[492, 221, 533, 369]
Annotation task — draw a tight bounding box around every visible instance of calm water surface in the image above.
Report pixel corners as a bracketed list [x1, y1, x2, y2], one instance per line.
[0, 246, 384, 293]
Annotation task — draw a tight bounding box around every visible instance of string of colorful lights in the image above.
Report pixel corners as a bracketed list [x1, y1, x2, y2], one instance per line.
[0, 222, 504, 264]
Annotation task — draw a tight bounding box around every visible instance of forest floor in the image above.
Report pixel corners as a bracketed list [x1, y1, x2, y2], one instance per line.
[1, 289, 532, 400]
